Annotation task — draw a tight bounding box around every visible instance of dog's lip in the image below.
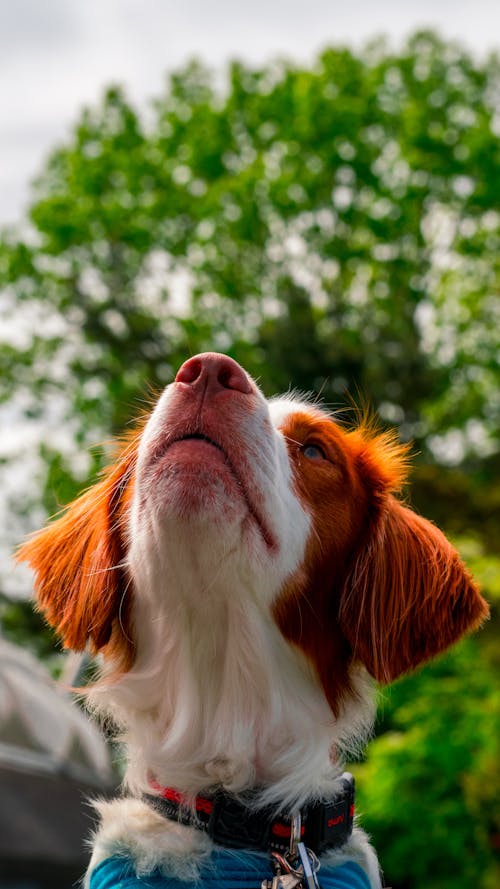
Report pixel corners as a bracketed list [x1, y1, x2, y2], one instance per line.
[174, 432, 226, 453]
[151, 431, 223, 464]
[153, 431, 277, 551]
[152, 431, 228, 466]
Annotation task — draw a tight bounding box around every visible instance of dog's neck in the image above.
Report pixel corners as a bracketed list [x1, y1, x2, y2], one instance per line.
[90, 551, 375, 810]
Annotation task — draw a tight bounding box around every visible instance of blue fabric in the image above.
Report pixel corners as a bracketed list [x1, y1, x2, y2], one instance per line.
[89, 850, 371, 889]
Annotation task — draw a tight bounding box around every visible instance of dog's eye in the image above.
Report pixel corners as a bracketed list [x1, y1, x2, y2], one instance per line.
[302, 443, 326, 461]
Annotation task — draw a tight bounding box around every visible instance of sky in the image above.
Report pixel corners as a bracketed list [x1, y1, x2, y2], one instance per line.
[2, 0, 500, 227]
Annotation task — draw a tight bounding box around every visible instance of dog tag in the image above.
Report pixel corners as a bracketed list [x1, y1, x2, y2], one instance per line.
[296, 842, 321, 889]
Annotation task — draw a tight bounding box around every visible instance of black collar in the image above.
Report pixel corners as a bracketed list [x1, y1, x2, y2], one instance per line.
[143, 773, 355, 856]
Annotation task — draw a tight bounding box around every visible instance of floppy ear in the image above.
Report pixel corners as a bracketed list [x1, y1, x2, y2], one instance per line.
[17, 440, 138, 664]
[339, 495, 489, 683]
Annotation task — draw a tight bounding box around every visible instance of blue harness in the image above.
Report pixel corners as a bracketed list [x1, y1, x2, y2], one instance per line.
[89, 850, 371, 889]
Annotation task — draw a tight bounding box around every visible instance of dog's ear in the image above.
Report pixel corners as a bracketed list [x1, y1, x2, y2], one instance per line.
[339, 493, 489, 683]
[274, 422, 488, 710]
[17, 438, 138, 662]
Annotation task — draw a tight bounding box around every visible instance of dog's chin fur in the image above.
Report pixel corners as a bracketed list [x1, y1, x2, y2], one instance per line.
[19, 354, 488, 889]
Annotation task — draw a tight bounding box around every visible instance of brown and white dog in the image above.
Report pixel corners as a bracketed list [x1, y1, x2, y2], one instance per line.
[18, 353, 488, 888]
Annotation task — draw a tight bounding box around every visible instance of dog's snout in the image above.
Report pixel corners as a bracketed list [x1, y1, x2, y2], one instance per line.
[175, 352, 252, 395]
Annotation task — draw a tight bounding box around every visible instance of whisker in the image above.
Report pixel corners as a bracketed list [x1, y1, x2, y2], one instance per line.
[85, 561, 127, 577]
[282, 434, 303, 448]
[314, 376, 330, 402]
[118, 576, 134, 644]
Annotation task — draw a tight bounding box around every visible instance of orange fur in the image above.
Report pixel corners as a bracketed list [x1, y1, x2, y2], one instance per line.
[274, 414, 488, 706]
[339, 497, 488, 682]
[16, 429, 143, 666]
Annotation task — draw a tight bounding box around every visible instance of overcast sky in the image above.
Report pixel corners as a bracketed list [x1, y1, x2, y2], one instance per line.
[1, 0, 500, 226]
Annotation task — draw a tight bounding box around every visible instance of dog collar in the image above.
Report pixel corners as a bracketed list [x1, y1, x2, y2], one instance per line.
[143, 772, 355, 856]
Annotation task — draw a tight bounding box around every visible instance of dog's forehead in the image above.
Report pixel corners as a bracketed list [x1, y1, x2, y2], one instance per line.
[268, 396, 334, 432]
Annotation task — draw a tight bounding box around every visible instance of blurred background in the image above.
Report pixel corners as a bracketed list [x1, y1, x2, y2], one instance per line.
[0, 3, 499, 888]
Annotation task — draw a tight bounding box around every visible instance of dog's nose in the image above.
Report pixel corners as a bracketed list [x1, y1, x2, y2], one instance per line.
[175, 353, 252, 395]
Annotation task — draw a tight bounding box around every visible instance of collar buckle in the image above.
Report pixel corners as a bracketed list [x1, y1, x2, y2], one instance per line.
[304, 773, 355, 854]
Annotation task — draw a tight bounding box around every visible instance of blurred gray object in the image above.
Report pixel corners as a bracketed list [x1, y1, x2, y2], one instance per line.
[0, 639, 116, 888]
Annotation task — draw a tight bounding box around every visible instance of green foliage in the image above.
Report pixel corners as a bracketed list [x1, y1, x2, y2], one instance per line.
[356, 657, 499, 888]
[355, 642, 499, 888]
[0, 593, 60, 660]
[1, 30, 499, 889]
[353, 542, 499, 889]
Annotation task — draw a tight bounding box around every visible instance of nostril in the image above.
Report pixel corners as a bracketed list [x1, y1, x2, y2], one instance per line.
[218, 368, 231, 388]
[218, 366, 241, 390]
[216, 359, 252, 394]
[175, 357, 203, 384]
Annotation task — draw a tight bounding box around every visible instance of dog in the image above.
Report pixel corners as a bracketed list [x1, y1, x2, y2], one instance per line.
[18, 352, 488, 889]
